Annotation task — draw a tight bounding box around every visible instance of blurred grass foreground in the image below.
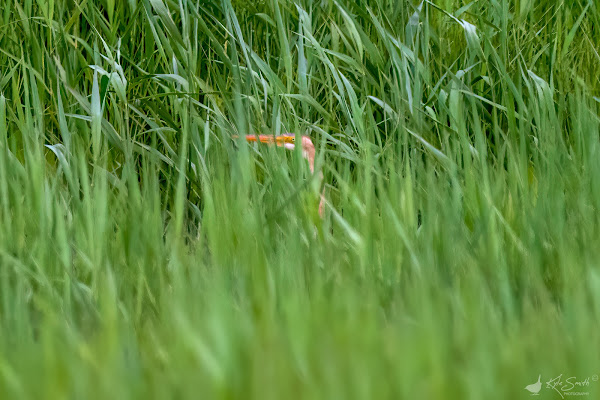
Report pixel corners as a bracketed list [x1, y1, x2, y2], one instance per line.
[1, 0, 600, 399]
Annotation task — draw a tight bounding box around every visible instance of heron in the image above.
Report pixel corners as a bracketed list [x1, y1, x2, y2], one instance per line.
[240, 134, 325, 218]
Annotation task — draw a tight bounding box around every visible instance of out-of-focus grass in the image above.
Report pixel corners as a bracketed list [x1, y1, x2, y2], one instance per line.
[0, 0, 599, 398]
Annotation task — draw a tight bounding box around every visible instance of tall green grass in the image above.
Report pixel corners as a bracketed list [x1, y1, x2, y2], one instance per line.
[1, 0, 600, 398]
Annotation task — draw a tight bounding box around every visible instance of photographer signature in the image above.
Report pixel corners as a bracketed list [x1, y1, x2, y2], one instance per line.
[545, 374, 597, 398]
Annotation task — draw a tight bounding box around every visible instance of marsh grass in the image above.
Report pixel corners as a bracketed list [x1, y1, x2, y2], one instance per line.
[1, 0, 600, 398]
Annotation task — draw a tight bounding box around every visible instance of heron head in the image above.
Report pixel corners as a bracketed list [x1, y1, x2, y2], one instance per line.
[244, 134, 316, 172]
[239, 133, 324, 217]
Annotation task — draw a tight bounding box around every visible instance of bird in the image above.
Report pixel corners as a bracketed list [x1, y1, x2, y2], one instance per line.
[239, 133, 325, 218]
[525, 375, 542, 395]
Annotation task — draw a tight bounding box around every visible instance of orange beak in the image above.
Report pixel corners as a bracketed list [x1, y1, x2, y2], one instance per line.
[243, 134, 295, 147]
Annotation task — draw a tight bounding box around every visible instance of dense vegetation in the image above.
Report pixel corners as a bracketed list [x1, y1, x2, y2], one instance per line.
[1, 0, 599, 398]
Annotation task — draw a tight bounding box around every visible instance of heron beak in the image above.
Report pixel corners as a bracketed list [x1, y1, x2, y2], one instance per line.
[244, 134, 295, 147]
